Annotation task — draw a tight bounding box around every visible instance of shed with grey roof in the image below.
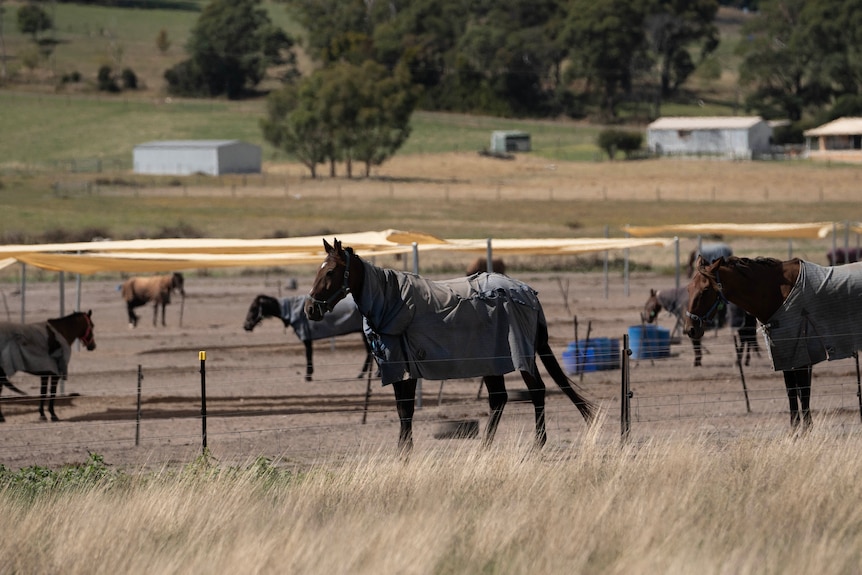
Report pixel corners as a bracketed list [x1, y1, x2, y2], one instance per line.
[647, 116, 772, 159]
[133, 140, 262, 176]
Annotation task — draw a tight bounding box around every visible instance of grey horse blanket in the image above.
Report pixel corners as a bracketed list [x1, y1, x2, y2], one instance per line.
[0, 321, 71, 377]
[281, 294, 363, 342]
[762, 260, 862, 370]
[356, 261, 542, 385]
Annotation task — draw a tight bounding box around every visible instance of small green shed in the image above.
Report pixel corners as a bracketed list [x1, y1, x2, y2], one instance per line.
[490, 131, 531, 153]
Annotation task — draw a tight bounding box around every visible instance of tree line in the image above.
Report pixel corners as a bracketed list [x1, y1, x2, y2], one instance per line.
[11, 0, 862, 175]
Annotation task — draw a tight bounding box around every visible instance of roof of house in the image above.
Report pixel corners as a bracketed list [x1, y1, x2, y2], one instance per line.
[648, 116, 766, 131]
[803, 117, 862, 137]
[134, 140, 248, 150]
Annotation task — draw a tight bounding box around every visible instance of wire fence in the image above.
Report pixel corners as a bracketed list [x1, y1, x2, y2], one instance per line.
[2, 330, 862, 470]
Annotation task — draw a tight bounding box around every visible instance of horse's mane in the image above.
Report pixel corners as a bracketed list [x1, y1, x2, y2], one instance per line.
[699, 255, 786, 283]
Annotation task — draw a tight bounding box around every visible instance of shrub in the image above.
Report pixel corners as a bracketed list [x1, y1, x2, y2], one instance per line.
[97, 65, 120, 93]
[597, 129, 643, 160]
[121, 68, 137, 90]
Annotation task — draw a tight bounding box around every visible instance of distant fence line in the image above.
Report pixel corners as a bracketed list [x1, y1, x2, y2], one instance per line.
[49, 176, 849, 204]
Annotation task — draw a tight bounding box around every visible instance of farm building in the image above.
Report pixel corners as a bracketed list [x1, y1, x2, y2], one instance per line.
[646, 116, 772, 159]
[490, 131, 531, 153]
[803, 117, 862, 163]
[133, 140, 262, 176]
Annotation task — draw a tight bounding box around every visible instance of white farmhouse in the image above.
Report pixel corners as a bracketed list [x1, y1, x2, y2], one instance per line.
[803, 117, 862, 163]
[647, 116, 772, 159]
[133, 140, 262, 176]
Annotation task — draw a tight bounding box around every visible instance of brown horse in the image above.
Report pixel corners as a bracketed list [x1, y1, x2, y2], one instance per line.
[305, 239, 596, 452]
[684, 255, 862, 430]
[0, 310, 96, 421]
[465, 257, 506, 276]
[121, 272, 185, 327]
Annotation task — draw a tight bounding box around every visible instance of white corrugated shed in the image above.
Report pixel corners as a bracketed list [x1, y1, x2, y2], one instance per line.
[133, 140, 262, 176]
[647, 116, 772, 159]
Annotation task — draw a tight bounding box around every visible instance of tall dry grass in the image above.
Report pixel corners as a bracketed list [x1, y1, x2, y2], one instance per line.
[2, 421, 862, 574]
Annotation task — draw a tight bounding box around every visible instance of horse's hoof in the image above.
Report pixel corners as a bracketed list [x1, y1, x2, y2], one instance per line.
[304, 375, 313, 382]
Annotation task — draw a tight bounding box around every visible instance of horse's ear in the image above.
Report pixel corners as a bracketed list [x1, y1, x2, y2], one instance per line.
[323, 239, 334, 254]
[650, 289, 656, 296]
[87, 309, 92, 317]
[334, 238, 342, 252]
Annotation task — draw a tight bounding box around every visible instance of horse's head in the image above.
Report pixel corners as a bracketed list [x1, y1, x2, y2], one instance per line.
[172, 272, 186, 296]
[305, 238, 353, 321]
[78, 310, 96, 351]
[244, 296, 265, 331]
[642, 289, 662, 324]
[684, 256, 726, 340]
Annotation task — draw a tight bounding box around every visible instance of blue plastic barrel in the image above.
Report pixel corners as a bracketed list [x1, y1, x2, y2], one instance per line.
[628, 325, 670, 359]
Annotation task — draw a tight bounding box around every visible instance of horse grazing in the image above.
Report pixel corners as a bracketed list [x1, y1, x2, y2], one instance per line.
[0, 310, 96, 422]
[121, 272, 185, 327]
[685, 255, 862, 430]
[243, 293, 374, 382]
[305, 238, 596, 452]
[643, 287, 705, 366]
[465, 257, 506, 276]
[826, 247, 862, 266]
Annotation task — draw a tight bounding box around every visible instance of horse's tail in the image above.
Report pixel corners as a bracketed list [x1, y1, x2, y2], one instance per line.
[536, 319, 597, 424]
[2, 380, 28, 396]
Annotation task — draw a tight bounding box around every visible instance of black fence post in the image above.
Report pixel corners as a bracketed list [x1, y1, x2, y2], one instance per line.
[621, 333, 632, 444]
[199, 351, 207, 452]
[135, 365, 143, 446]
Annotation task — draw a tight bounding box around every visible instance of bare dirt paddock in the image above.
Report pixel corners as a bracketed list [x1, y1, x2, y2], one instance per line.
[2, 260, 862, 473]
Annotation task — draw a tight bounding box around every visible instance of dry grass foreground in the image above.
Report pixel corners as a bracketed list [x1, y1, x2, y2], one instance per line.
[3, 428, 862, 574]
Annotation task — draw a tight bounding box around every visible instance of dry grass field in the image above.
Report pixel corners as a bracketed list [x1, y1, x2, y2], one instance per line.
[2, 153, 862, 573]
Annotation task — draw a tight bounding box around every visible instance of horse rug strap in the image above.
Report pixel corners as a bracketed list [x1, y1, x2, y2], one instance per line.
[358, 261, 542, 385]
[282, 293, 363, 341]
[0, 322, 71, 377]
[763, 260, 862, 370]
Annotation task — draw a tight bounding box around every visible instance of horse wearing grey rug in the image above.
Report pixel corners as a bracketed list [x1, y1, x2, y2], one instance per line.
[686, 256, 862, 430]
[0, 310, 96, 422]
[121, 272, 185, 327]
[306, 239, 596, 452]
[243, 293, 373, 381]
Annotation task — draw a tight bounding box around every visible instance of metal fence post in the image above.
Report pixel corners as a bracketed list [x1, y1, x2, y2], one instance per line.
[621, 333, 631, 443]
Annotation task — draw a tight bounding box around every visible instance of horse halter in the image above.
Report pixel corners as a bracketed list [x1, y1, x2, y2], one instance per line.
[685, 266, 728, 327]
[307, 248, 352, 318]
[78, 312, 96, 349]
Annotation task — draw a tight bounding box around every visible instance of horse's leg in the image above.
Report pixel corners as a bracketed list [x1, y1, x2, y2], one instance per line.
[693, 337, 703, 367]
[521, 371, 547, 448]
[303, 340, 313, 381]
[799, 365, 813, 429]
[153, 301, 160, 326]
[127, 302, 138, 328]
[782, 369, 802, 430]
[39, 375, 48, 421]
[0, 369, 5, 422]
[359, 339, 373, 378]
[48, 375, 59, 422]
[392, 379, 417, 453]
[161, 301, 168, 327]
[482, 375, 508, 447]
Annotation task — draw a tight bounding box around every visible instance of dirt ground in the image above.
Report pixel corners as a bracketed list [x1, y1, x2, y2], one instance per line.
[2, 259, 861, 473]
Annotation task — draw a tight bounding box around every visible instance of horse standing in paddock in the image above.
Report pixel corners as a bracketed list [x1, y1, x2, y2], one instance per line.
[643, 287, 705, 366]
[121, 272, 185, 327]
[685, 256, 862, 431]
[0, 310, 96, 422]
[306, 239, 596, 452]
[730, 302, 761, 366]
[465, 257, 506, 276]
[243, 293, 374, 382]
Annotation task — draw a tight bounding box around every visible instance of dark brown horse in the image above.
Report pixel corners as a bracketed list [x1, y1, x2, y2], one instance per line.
[684, 255, 860, 430]
[243, 293, 374, 381]
[465, 257, 506, 276]
[121, 272, 185, 327]
[0, 310, 96, 421]
[305, 239, 596, 452]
